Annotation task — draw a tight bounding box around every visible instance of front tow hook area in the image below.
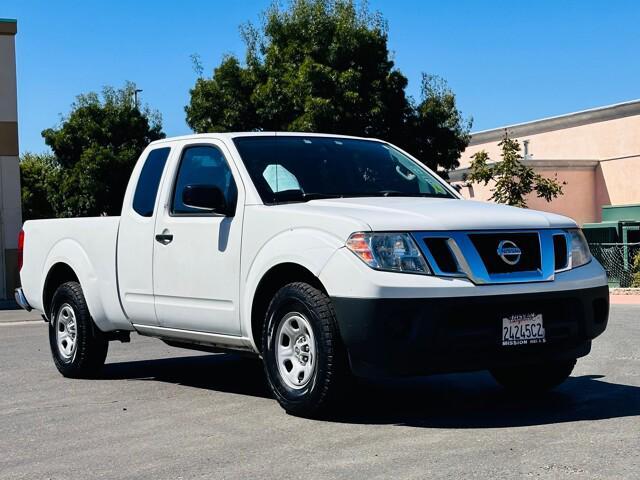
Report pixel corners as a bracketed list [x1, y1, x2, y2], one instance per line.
[14, 288, 32, 312]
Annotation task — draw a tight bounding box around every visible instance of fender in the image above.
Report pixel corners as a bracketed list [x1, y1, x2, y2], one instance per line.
[241, 227, 344, 344]
[41, 238, 130, 332]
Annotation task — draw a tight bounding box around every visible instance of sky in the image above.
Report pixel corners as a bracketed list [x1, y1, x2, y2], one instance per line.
[3, 0, 640, 153]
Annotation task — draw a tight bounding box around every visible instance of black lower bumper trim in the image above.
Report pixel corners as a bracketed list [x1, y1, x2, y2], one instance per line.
[332, 286, 609, 378]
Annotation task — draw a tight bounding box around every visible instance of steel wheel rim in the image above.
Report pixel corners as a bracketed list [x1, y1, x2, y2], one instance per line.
[56, 303, 78, 360]
[275, 312, 317, 389]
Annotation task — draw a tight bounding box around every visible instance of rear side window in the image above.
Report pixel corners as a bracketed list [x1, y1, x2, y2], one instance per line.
[132, 147, 171, 217]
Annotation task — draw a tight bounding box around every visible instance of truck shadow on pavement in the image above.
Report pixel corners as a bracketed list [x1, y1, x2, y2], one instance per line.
[335, 372, 640, 429]
[101, 354, 640, 429]
[102, 353, 272, 399]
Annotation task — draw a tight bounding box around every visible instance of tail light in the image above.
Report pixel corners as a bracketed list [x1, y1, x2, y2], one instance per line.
[18, 229, 24, 271]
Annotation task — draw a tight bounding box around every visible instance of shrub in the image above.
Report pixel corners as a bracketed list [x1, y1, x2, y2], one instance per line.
[632, 250, 640, 288]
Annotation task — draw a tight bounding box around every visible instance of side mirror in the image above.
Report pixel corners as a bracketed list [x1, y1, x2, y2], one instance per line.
[182, 184, 229, 215]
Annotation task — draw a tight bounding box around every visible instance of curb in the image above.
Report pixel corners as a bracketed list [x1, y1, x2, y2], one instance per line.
[610, 295, 640, 305]
[0, 320, 42, 327]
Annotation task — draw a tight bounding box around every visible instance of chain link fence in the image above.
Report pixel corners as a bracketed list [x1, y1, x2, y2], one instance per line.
[589, 242, 640, 287]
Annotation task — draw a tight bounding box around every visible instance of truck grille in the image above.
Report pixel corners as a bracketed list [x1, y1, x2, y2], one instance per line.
[553, 234, 569, 270]
[468, 232, 541, 274]
[422, 237, 459, 273]
[413, 230, 570, 285]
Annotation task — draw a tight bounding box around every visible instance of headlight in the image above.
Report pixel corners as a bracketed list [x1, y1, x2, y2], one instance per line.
[346, 232, 430, 274]
[569, 229, 592, 268]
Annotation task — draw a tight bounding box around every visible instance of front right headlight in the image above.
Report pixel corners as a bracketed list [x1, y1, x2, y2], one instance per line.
[569, 229, 592, 268]
[346, 232, 431, 275]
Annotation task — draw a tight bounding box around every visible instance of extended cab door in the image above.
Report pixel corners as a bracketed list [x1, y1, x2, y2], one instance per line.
[152, 141, 244, 335]
[117, 146, 172, 325]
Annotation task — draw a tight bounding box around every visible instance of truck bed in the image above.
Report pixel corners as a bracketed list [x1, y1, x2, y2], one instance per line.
[20, 217, 130, 331]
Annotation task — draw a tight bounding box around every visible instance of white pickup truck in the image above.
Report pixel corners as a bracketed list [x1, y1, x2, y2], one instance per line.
[16, 132, 609, 416]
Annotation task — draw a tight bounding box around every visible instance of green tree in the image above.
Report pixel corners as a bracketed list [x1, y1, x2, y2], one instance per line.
[411, 74, 472, 173]
[185, 0, 471, 173]
[41, 82, 164, 217]
[19, 153, 60, 220]
[467, 132, 565, 208]
[632, 251, 640, 288]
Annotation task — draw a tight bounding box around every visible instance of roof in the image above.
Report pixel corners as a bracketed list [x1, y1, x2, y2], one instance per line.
[149, 131, 385, 146]
[469, 99, 640, 146]
[0, 18, 17, 35]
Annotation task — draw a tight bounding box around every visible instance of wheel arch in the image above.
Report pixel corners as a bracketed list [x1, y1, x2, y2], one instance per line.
[39, 238, 111, 330]
[42, 262, 80, 318]
[249, 262, 328, 354]
[242, 228, 344, 352]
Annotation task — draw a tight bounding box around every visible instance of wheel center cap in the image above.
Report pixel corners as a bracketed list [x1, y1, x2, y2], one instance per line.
[294, 336, 309, 364]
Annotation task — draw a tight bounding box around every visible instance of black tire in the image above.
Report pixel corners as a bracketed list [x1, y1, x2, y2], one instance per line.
[262, 282, 348, 417]
[490, 359, 576, 393]
[48, 281, 108, 378]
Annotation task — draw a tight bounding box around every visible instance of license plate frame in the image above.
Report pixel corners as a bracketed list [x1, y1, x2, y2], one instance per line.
[501, 313, 546, 346]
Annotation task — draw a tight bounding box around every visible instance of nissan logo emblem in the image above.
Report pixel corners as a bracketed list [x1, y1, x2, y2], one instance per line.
[497, 240, 522, 265]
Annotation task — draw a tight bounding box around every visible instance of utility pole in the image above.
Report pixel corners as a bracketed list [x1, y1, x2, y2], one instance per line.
[133, 89, 143, 108]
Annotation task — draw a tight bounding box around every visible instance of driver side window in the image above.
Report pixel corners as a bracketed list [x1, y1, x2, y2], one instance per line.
[172, 145, 237, 215]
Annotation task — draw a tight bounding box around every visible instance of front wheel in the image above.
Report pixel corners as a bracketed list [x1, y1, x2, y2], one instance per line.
[262, 282, 347, 417]
[48, 281, 108, 378]
[490, 359, 576, 393]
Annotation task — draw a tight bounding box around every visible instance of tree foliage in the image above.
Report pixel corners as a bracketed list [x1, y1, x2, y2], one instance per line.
[412, 74, 472, 173]
[33, 82, 165, 218]
[19, 153, 60, 220]
[632, 251, 640, 288]
[467, 133, 565, 208]
[186, 0, 471, 173]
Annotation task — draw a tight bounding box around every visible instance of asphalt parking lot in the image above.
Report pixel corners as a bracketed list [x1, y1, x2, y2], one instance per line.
[1, 306, 638, 480]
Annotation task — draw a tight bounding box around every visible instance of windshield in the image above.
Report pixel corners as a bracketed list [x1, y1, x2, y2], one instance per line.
[233, 136, 455, 204]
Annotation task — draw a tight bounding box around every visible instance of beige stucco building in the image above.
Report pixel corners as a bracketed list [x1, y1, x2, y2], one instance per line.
[0, 19, 21, 300]
[452, 100, 640, 225]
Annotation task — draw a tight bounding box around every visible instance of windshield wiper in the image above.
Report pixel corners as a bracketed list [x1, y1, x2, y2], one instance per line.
[301, 193, 345, 200]
[271, 191, 451, 204]
[271, 191, 346, 204]
[365, 191, 450, 198]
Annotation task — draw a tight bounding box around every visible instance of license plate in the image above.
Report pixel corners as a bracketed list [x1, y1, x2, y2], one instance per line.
[501, 313, 545, 346]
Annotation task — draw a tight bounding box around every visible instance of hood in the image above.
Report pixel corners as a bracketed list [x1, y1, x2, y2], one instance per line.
[279, 197, 577, 232]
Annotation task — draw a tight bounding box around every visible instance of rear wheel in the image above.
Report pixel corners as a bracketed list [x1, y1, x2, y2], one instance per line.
[262, 282, 348, 417]
[48, 281, 108, 378]
[490, 359, 576, 393]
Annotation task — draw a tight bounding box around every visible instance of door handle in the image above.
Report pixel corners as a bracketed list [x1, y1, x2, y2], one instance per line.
[155, 231, 174, 245]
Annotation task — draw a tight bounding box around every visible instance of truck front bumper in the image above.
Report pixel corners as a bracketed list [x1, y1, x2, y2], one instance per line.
[332, 285, 609, 378]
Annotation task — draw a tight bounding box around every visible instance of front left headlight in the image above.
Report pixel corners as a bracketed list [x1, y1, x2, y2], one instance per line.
[569, 229, 592, 268]
[346, 232, 431, 274]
